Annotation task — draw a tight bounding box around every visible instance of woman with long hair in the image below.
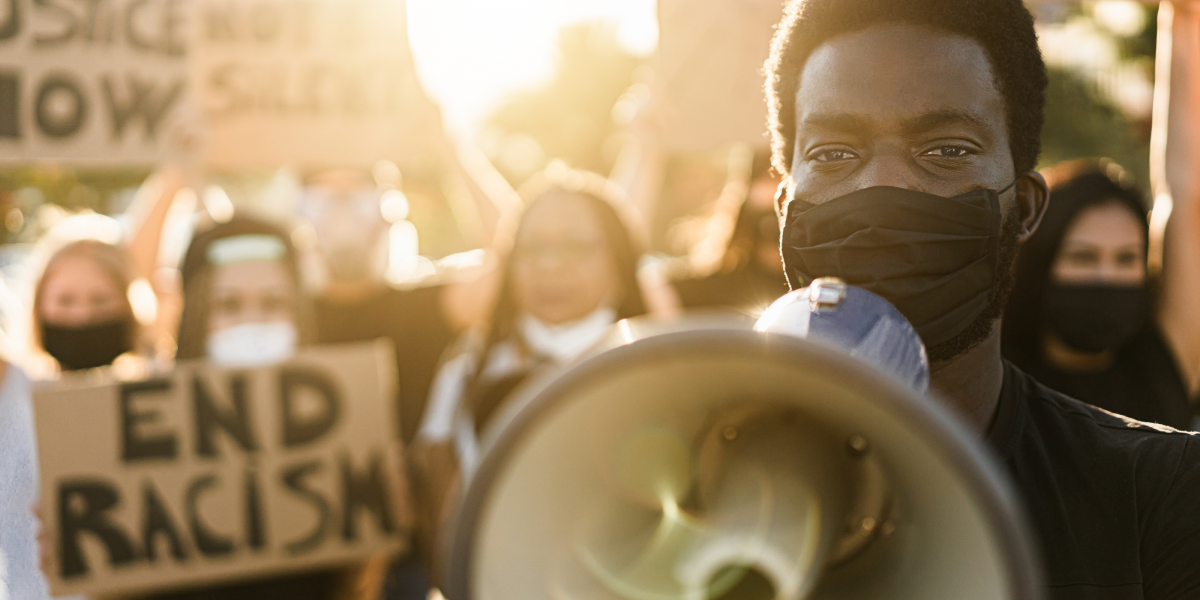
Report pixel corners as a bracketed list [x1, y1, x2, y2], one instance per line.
[411, 170, 648, 572]
[1003, 160, 1194, 429]
[175, 217, 315, 364]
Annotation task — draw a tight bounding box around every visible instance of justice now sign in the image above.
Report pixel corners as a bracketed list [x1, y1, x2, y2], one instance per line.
[33, 341, 404, 597]
[190, 0, 438, 171]
[0, 0, 192, 163]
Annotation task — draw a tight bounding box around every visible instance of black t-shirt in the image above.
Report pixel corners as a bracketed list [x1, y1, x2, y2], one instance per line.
[992, 361, 1200, 599]
[315, 284, 456, 444]
[1006, 329, 1193, 430]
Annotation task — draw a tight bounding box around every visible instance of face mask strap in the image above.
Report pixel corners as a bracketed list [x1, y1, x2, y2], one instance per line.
[997, 173, 1025, 196]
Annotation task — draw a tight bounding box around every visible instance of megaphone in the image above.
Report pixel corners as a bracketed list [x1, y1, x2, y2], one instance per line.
[439, 292, 1041, 599]
[756, 277, 930, 394]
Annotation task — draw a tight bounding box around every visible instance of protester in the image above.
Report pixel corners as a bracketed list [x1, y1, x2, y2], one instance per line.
[1003, 161, 1195, 429]
[411, 170, 648, 574]
[766, 0, 1200, 595]
[297, 166, 476, 600]
[150, 216, 339, 600]
[175, 217, 314, 364]
[29, 167, 185, 376]
[0, 359, 50, 600]
[31, 240, 141, 373]
[670, 150, 788, 315]
[298, 167, 466, 447]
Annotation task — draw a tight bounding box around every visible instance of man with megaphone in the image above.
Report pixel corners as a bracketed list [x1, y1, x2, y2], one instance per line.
[766, 0, 1200, 597]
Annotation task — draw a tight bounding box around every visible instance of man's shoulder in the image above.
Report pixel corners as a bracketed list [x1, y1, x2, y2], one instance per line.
[1018, 365, 1190, 442]
[1006, 365, 1200, 596]
[1006, 364, 1198, 503]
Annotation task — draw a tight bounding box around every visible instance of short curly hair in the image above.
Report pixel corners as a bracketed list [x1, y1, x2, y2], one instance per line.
[765, 0, 1046, 177]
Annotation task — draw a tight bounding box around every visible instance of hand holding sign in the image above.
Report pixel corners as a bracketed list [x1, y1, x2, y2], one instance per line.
[33, 341, 406, 597]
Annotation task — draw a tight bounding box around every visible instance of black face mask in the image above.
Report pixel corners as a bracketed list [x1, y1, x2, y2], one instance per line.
[41, 319, 133, 371]
[1043, 284, 1149, 353]
[781, 183, 1010, 347]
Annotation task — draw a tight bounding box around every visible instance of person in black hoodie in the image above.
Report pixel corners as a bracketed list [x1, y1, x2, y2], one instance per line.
[1003, 160, 1195, 429]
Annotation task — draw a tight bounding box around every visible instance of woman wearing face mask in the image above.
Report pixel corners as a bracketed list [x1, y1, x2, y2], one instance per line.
[147, 217, 338, 600]
[32, 240, 142, 373]
[410, 171, 647, 572]
[1002, 160, 1195, 429]
[176, 218, 311, 366]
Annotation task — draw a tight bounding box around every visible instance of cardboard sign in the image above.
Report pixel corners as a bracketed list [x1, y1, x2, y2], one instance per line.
[0, 0, 192, 164]
[33, 341, 404, 597]
[190, 0, 441, 171]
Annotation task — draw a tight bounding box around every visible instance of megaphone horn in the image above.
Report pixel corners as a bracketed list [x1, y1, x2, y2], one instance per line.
[441, 322, 1041, 600]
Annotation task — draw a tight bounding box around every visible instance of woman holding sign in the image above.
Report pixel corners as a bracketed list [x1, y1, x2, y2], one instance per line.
[138, 217, 337, 600]
[411, 169, 649, 579]
[36, 216, 398, 600]
[163, 217, 337, 599]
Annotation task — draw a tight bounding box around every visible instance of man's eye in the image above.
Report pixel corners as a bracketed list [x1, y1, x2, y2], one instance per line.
[811, 149, 856, 163]
[923, 146, 973, 158]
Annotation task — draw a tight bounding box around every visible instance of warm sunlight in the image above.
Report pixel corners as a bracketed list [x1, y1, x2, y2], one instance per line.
[406, 0, 658, 133]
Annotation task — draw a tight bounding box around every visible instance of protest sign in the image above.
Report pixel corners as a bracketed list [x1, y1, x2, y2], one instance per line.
[33, 340, 404, 597]
[189, 0, 442, 171]
[0, 0, 192, 164]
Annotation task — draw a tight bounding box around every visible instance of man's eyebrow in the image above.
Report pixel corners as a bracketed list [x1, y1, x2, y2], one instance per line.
[799, 112, 874, 134]
[900, 108, 991, 136]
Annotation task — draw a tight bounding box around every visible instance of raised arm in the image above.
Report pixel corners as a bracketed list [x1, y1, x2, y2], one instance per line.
[1151, 0, 1200, 396]
[124, 165, 186, 285]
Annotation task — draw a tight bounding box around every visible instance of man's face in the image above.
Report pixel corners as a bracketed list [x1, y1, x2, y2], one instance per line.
[784, 24, 1042, 362]
[788, 24, 1014, 206]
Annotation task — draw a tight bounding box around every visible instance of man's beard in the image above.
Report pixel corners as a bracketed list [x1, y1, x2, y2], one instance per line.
[925, 205, 1022, 363]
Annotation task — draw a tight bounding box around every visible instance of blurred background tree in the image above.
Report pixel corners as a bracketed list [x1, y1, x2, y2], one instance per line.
[1042, 67, 1151, 187]
[1037, 0, 1158, 193]
[481, 22, 646, 185]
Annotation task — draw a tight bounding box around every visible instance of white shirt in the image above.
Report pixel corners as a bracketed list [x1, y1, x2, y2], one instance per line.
[418, 307, 617, 477]
[0, 366, 50, 600]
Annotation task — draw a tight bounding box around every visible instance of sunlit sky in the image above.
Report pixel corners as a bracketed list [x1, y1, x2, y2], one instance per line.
[406, 0, 659, 135]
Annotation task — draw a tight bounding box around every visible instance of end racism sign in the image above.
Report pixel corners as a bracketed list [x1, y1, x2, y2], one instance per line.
[33, 341, 404, 597]
[191, 0, 439, 171]
[0, 0, 191, 164]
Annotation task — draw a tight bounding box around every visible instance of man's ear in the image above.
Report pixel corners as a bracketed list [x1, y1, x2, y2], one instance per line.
[1015, 171, 1049, 244]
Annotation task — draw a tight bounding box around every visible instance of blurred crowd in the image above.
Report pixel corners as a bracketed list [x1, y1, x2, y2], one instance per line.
[2, 146, 1195, 600]
[3, 1, 1200, 599]
[0, 148, 795, 599]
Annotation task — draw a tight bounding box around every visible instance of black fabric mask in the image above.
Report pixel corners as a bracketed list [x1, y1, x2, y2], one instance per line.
[1043, 284, 1149, 353]
[782, 184, 1009, 347]
[41, 319, 133, 371]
